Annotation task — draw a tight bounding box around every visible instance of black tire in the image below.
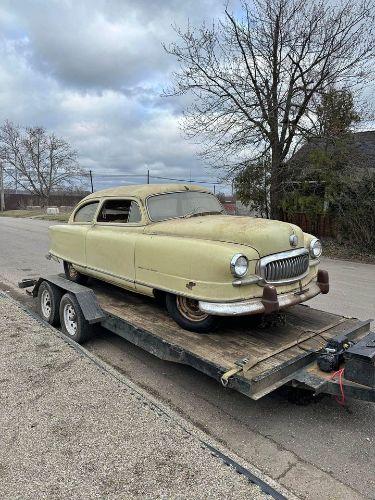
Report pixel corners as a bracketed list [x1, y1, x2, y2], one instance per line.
[63, 261, 88, 285]
[165, 294, 218, 333]
[153, 290, 166, 308]
[59, 293, 92, 343]
[37, 281, 63, 326]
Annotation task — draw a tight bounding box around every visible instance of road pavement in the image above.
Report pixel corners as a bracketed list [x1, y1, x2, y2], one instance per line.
[0, 216, 374, 499]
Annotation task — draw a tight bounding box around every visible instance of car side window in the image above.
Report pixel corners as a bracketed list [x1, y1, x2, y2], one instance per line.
[128, 201, 142, 223]
[97, 199, 142, 224]
[74, 201, 99, 223]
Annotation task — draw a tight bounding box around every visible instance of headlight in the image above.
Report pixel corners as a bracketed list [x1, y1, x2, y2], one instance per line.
[230, 254, 248, 277]
[309, 238, 322, 258]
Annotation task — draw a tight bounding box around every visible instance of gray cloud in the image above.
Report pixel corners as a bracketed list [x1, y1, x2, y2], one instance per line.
[2, 0, 223, 90]
[0, 0, 228, 192]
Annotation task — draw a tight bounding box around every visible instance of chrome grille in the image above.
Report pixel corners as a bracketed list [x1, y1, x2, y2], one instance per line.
[259, 249, 309, 284]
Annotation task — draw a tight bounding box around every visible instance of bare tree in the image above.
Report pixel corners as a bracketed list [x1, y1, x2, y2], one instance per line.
[0, 121, 86, 205]
[164, 0, 375, 218]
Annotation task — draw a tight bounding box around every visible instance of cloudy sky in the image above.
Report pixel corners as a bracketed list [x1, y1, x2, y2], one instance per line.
[0, 0, 229, 192]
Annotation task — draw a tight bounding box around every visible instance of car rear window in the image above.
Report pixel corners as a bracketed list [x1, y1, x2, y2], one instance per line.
[74, 201, 99, 223]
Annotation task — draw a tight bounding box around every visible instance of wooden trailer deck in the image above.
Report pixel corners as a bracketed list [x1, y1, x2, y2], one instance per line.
[90, 280, 370, 400]
[23, 274, 374, 401]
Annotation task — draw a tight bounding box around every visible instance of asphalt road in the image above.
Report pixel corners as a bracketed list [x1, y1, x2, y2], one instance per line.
[0, 216, 374, 499]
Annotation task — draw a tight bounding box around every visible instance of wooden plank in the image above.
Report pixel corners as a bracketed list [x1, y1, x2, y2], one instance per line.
[90, 279, 366, 382]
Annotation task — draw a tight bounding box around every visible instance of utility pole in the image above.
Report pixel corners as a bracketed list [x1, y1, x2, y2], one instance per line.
[0, 161, 5, 212]
[14, 152, 18, 194]
[89, 170, 94, 193]
[147, 169, 150, 184]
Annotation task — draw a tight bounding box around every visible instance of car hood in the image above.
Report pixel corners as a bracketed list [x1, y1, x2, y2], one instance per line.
[144, 215, 305, 258]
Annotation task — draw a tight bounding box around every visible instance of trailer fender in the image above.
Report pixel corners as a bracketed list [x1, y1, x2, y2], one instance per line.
[30, 275, 105, 324]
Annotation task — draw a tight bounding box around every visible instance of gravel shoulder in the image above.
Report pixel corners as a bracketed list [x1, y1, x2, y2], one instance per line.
[0, 293, 275, 500]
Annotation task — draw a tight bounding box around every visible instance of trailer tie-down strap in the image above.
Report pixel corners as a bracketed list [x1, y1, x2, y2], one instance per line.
[220, 317, 347, 387]
[221, 356, 259, 387]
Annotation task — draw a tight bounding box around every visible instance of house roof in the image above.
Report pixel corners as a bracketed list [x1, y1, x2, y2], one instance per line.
[291, 130, 375, 169]
[83, 183, 211, 201]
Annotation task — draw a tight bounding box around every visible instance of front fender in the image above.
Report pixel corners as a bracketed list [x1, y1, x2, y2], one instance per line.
[135, 235, 261, 301]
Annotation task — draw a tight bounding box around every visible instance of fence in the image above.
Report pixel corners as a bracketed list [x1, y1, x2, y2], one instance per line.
[280, 211, 337, 238]
[4, 192, 88, 211]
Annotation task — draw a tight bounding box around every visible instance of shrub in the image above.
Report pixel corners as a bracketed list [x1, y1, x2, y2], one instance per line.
[332, 172, 375, 253]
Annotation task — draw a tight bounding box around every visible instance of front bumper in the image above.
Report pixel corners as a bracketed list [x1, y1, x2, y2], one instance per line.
[199, 270, 329, 317]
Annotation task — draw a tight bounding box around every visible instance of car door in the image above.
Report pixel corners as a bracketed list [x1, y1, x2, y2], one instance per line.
[85, 197, 144, 288]
[54, 200, 100, 268]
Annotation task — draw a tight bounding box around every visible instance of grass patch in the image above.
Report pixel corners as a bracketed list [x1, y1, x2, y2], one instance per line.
[35, 213, 70, 222]
[0, 210, 70, 222]
[0, 210, 37, 218]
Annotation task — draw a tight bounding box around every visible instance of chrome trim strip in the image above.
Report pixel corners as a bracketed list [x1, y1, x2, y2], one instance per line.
[232, 275, 263, 287]
[50, 253, 136, 285]
[199, 281, 322, 316]
[309, 258, 320, 267]
[84, 264, 135, 284]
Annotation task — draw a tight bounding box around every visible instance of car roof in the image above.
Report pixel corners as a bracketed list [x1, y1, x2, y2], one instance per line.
[83, 183, 211, 201]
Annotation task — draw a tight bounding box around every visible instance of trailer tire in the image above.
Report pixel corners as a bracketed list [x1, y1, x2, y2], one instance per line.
[63, 261, 88, 285]
[166, 294, 218, 333]
[59, 293, 92, 343]
[38, 281, 62, 326]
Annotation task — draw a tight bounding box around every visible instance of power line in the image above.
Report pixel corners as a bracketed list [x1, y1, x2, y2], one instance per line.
[86, 172, 232, 186]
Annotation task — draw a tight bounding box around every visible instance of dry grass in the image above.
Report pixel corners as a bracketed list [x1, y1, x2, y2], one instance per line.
[0, 210, 70, 222]
[322, 238, 375, 264]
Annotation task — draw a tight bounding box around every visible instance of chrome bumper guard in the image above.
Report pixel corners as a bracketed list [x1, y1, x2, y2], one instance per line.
[199, 270, 329, 317]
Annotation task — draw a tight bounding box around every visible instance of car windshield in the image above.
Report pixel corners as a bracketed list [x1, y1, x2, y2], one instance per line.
[147, 191, 225, 222]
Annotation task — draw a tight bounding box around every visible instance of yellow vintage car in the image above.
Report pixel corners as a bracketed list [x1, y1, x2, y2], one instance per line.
[49, 184, 328, 332]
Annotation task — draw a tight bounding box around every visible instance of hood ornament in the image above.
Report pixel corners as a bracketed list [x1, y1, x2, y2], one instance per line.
[289, 233, 298, 247]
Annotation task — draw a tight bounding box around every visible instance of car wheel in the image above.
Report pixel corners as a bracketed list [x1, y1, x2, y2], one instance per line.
[38, 281, 62, 326]
[165, 294, 218, 333]
[63, 261, 88, 285]
[59, 293, 92, 343]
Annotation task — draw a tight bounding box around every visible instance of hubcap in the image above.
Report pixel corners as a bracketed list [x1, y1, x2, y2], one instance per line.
[63, 303, 78, 336]
[41, 289, 51, 319]
[176, 296, 208, 322]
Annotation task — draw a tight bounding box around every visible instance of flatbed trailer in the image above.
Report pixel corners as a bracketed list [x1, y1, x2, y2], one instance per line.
[20, 274, 375, 403]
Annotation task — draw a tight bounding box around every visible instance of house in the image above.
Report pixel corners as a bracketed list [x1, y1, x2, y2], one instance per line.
[279, 131, 375, 237]
[290, 130, 375, 175]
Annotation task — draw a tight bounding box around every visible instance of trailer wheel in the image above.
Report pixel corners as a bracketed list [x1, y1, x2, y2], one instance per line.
[59, 293, 92, 343]
[63, 261, 88, 285]
[38, 281, 62, 326]
[166, 294, 218, 333]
